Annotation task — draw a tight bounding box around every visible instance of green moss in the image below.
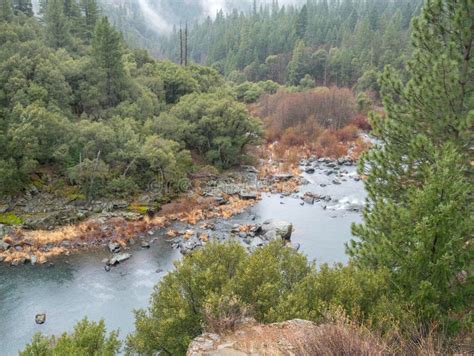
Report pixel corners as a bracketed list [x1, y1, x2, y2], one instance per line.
[0, 213, 23, 226]
[128, 204, 150, 215]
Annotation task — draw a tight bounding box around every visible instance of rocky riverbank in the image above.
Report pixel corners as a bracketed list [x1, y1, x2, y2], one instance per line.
[0, 142, 365, 266]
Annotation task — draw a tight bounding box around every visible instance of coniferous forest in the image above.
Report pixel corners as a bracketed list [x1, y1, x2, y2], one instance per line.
[0, 0, 472, 355]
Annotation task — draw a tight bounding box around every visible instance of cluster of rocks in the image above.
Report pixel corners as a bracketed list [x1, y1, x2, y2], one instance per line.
[170, 219, 296, 255]
[198, 168, 260, 205]
[101, 238, 153, 271]
[300, 192, 332, 205]
[300, 156, 361, 183]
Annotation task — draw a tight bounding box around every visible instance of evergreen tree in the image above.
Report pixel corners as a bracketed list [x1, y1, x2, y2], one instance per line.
[295, 4, 307, 39]
[81, 0, 99, 40]
[92, 16, 128, 106]
[14, 0, 32, 16]
[287, 40, 308, 85]
[349, 0, 473, 330]
[0, 0, 13, 21]
[45, 0, 71, 49]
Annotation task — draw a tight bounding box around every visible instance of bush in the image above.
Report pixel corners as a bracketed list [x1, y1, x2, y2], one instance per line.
[126, 241, 410, 355]
[335, 124, 359, 142]
[20, 318, 121, 355]
[351, 114, 372, 131]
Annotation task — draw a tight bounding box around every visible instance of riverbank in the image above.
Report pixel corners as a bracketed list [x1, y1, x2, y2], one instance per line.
[0, 144, 367, 355]
[0, 136, 370, 266]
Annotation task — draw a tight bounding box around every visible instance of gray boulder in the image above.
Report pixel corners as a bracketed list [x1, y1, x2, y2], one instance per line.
[108, 242, 121, 253]
[35, 313, 46, 325]
[109, 253, 131, 265]
[260, 220, 293, 241]
[140, 241, 151, 249]
[0, 240, 10, 251]
[239, 191, 258, 200]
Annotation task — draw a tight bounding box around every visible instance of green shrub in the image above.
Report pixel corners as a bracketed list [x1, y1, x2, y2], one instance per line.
[20, 318, 121, 355]
[126, 241, 409, 355]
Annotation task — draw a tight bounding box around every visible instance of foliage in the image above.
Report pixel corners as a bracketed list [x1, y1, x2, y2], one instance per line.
[20, 318, 121, 355]
[168, 92, 262, 168]
[0, 9, 262, 199]
[256, 87, 357, 137]
[160, 0, 421, 88]
[349, 0, 473, 332]
[126, 241, 407, 355]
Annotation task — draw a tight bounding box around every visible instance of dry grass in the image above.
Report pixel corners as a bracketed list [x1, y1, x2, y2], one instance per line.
[1, 189, 261, 265]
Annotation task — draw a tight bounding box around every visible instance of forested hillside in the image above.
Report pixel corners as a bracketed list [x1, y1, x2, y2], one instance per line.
[0, 0, 261, 199]
[160, 0, 423, 88]
[99, 0, 279, 56]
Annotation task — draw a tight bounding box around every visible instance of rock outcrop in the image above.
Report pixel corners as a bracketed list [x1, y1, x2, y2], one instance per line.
[187, 319, 387, 355]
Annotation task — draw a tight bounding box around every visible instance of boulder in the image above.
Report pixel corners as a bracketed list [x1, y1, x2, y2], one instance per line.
[35, 313, 46, 325]
[108, 242, 121, 253]
[305, 167, 315, 174]
[0, 240, 10, 251]
[187, 319, 386, 356]
[239, 191, 258, 200]
[109, 253, 131, 265]
[140, 241, 151, 249]
[260, 220, 293, 241]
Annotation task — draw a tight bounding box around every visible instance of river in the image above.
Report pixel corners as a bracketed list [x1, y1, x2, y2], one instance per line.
[0, 165, 365, 355]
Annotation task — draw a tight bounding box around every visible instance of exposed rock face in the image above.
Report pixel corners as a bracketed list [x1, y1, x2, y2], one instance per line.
[187, 319, 387, 355]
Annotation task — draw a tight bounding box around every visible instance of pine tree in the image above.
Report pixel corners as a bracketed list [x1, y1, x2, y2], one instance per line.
[45, 0, 71, 49]
[14, 0, 33, 16]
[81, 0, 99, 41]
[287, 40, 309, 85]
[0, 0, 13, 21]
[295, 4, 308, 39]
[92, 16, 128, 106]
[349, 0, 473, 330]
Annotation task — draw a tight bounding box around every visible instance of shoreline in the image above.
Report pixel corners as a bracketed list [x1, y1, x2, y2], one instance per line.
[0, 140, 367, 266]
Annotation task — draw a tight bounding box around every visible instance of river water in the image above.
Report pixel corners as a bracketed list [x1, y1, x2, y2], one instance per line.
[0, 166, 365, 355]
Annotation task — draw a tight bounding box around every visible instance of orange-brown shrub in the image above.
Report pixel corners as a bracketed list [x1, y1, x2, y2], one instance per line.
[280, 127, 306, 147]
[351, 114, 372, 131]
[315, 130, 349, 158]
[335, 124, 359, 142]
[255, 87, 356, 135]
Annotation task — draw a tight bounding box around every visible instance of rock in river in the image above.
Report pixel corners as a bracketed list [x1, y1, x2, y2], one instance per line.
[35, 313, 46, 325]
[108, 242, 121, 253]
[109, 253, 131, 266]
[261, 219, 293, 241]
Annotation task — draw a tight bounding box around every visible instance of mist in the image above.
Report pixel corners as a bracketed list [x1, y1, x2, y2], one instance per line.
[137, 0, 173, 33]
[136, 0, 305, 34]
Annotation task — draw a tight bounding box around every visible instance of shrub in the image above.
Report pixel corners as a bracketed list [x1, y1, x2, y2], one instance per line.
[335, 124, 359, 142]
[351, 114, 372, 131]
[126, 242, 411, 355]
[20, 318, 121, 355]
